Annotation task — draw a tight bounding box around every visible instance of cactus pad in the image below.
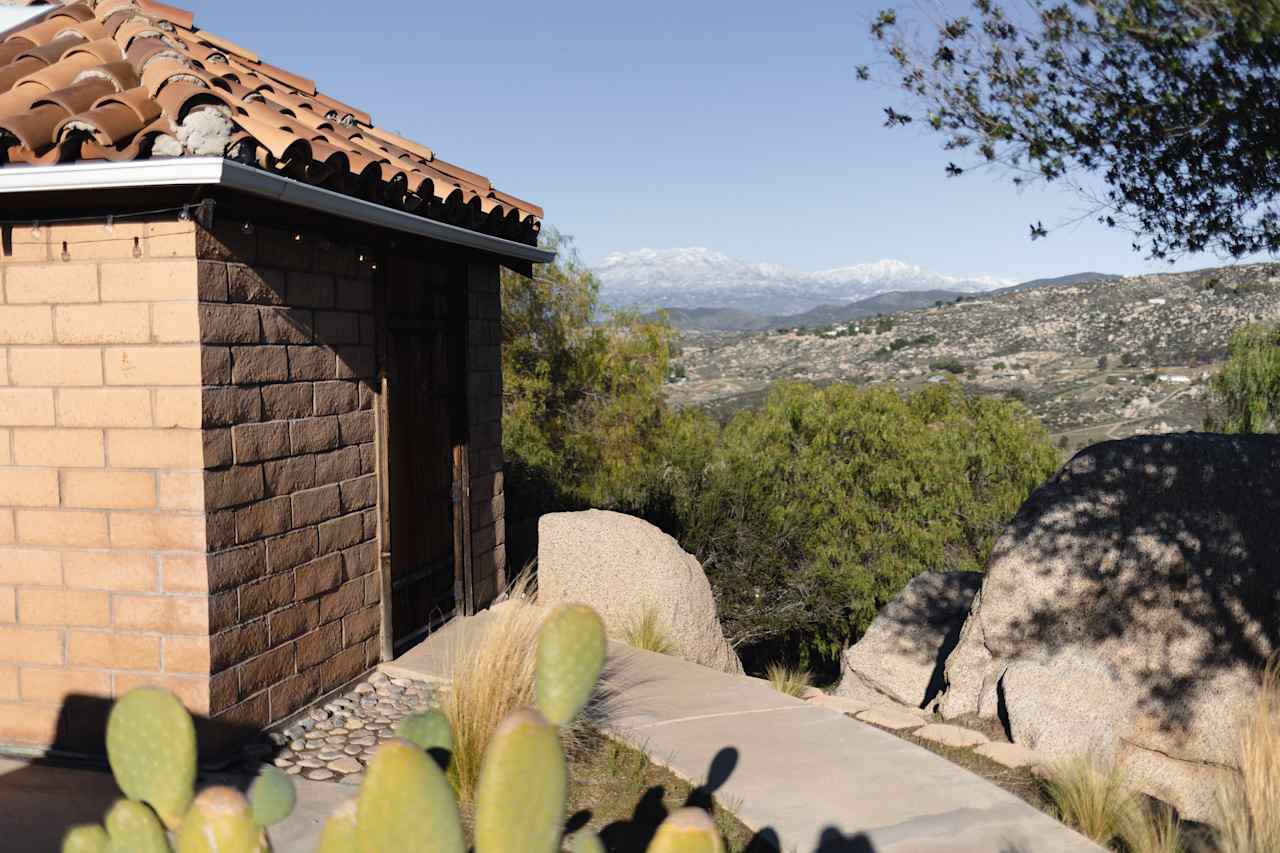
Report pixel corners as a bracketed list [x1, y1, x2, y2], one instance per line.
[395, 708, 453, 768]
[248, 765, 296, 827]
[356, 738, 464, 853]
[645, 808, 726, 853]
[103, 799, 168, 853]
[174, 787, 267, 853]
[535, 604, 606, 726]
[570, 829, 606, 853]
[61, 825, 108, 853]
[473, 708, 568, 853]
[105, 687, 196, 829]
[316, 799, 358, 853]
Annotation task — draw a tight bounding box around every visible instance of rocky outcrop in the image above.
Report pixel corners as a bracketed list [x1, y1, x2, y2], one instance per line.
[836, 571, 981, 709]
[938, 434, 1280, 822]
[537, 510, 743, 673]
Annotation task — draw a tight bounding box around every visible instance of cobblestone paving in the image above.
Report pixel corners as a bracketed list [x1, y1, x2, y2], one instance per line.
[264, 671, 441, 785]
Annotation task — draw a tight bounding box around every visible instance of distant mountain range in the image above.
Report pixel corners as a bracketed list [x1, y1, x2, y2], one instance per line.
[596, 247, 1117, 328]
[596, 248, 1014, 317]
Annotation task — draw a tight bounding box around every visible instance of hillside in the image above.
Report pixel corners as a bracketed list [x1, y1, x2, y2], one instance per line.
[667, 263, 1280, 452]
[643, 273, 1118, 332]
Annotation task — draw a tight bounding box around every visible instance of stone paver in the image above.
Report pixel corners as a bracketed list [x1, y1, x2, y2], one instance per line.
[915, 723, 990, 748]
[807, 693, 871, 715]
[975, 741, 1045, 769]
[856, 703, 929, 731]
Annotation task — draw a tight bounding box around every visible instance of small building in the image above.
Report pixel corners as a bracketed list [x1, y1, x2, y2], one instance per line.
[0, 0, 550, 753]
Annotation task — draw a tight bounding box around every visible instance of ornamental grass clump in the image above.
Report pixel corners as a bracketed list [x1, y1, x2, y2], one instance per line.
[1215, 657, 1280, 853]
[765, 663, 813, 699]
[624, 607, 675, 656]
[1041, 755, 1135, 848]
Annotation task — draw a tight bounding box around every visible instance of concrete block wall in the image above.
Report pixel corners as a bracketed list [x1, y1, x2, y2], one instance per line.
[0, 210, 509, 752]
[0, 216, 209, 748]
[466, 261, 506, 604]
[196, 221, 380, 734]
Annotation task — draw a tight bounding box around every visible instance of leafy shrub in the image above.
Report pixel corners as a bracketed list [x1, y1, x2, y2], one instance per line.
[929, 358, 966, 375]
[888, 333, 939, 352]
[678, 382, 1058, 668]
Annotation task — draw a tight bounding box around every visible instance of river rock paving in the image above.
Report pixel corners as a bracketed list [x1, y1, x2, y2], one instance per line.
[261, 671, 442, 784]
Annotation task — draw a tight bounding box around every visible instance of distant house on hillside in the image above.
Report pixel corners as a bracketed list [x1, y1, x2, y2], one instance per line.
[0, 0, 548, 755]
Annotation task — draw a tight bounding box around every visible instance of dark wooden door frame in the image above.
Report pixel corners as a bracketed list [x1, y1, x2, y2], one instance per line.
[373, 251, 477, 663]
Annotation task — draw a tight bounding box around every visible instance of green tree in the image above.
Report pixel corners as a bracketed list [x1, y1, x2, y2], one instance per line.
[679, 382, 1059, 668]
[501, 230, 697, 524]
[1207, 323, 1280, 432]
[865, 1, 1280, 258]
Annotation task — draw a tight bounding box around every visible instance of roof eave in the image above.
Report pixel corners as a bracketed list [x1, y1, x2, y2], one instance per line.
[0, 157, 555, 265]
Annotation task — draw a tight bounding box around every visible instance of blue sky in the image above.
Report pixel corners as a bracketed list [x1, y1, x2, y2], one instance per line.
[192, 1, 1266, 282]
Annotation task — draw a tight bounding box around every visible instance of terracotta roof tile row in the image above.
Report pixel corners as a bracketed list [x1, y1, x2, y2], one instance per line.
[0, 0, 542, 243]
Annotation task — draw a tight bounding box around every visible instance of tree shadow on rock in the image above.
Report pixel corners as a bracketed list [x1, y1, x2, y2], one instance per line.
[969, 433, 1280, 733]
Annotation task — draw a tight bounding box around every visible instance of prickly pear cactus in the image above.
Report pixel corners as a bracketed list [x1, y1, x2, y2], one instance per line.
[61, 825, 108, 853]
[105, 686, 196, 829]
[535, 603, 606, 726]
[174, 787, 267, 853]
[316, 799, 358, 853]
[570, 829, 606, 853]
[395, 708, 453, 764]
[103, 799, 169, 853]
[248, 765, 296, 827]
[356, 738, 464, 853]
[646, 808, 727, 853]
[473, 708, 568, 853]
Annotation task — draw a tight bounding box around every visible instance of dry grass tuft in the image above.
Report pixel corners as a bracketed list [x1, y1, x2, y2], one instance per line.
[1041, 755, 1136, 848]
[765, 663, 813, 698]
[441, 570, 598, 802]
[1120, 801, 1187, 853]
[624, 608, 675, 655]
[1215, 657, 1280, 853]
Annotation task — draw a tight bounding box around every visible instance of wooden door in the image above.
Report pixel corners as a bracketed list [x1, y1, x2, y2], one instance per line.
[381, 270, 469, 653]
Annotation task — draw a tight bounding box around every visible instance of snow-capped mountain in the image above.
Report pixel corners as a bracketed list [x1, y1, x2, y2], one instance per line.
[595, 248, 1014, 315]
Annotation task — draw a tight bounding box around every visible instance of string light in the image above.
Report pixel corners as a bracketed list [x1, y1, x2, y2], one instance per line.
[178, 204, 191, 222]
[104, 215, 113, 234]
[241, 221, 254, 235]
[293, 232, 302, 242]
[60, 241, 69, 262]
[30, 221, 39, 239]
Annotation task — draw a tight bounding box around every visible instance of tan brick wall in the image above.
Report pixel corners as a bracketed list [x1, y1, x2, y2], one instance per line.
[0, 217, 208, 748]
[198, 222, 379, 732]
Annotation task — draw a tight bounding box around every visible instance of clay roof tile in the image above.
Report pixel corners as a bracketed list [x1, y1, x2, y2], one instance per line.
[0, 2, 542, 243]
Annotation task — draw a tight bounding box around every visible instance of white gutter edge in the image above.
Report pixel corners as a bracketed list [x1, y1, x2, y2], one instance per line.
[0, 157, 556, 264]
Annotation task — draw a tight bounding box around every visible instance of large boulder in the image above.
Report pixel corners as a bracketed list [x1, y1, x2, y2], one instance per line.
[836, 571, 981, 709]
[938, 434, 1280, 823]
[537, 510, 743, 673]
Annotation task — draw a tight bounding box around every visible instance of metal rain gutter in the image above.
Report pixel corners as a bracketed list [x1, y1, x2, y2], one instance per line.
[0, 157, 556, 265]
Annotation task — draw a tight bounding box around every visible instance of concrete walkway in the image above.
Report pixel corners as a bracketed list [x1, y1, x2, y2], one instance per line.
[386, 612, 1104, 853]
